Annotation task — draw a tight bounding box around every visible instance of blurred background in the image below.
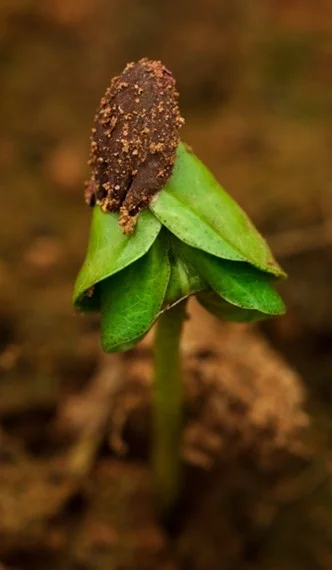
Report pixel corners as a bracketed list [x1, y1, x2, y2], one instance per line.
[1, 0, 332, 568]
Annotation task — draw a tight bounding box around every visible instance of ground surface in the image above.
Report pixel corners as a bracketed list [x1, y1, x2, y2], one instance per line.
[1, 1, 332, 568]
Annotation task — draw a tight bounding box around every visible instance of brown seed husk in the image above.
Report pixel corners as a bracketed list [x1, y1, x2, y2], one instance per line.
[87, 58, 184, 233]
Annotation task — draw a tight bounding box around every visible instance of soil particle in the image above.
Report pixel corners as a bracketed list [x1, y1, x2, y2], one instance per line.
[86, 58, 184, 233]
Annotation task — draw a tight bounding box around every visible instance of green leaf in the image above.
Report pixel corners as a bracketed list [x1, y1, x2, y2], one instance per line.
[73, 206, 161, 310]
[151, 143, 285, 278]
[163, 236, 206, 309]
[100, 231, 170, 352]
[177, 241, 285, 317]
[198, 292, 267, 323]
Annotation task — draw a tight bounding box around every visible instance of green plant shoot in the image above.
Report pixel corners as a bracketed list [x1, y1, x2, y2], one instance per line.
[73, 59, 286, 519]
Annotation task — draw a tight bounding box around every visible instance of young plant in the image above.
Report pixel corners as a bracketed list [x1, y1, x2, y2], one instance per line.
[73, 59, 286, 519]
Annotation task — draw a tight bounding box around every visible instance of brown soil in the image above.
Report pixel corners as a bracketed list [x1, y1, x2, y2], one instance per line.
[0, 302, 315, 570]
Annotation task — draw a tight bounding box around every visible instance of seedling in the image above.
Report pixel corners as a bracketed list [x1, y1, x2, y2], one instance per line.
[73, 59, 286, 519]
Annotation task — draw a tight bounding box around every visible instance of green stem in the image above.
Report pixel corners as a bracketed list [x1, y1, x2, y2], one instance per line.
[153, 299, 187, 519]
